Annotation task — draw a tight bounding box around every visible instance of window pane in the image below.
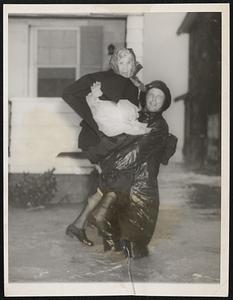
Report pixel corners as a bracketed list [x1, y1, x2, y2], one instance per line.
[37, 48, 50, 65]
[80, 26, 103, 76]
[38, 68, 75, 97]
[38, 30, 77, 65]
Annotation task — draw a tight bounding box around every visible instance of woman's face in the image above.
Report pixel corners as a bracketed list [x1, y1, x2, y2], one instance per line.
[118, 55, 134, 78]
[146, 88, 165, 112]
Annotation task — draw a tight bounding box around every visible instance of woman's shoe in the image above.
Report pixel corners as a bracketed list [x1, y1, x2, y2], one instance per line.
[66, 224, 94, 246]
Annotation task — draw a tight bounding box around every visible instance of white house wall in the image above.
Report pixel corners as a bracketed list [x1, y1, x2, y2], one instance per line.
[9, 97, 93, 174]
[8, 22, 29, 98]
[126, 15, 144, 80]
[143, 13, 189, 162]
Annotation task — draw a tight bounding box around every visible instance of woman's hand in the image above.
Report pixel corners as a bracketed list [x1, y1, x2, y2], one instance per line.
[91, 81, 103, 98]
[94, 164, 102, 174]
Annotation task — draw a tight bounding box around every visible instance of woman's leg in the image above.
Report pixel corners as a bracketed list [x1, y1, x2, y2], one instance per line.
[93, 192, 117, 224]
[73, 189, 103, 229]
[91, 192, 118, 241]
[66, 189, 103, 246]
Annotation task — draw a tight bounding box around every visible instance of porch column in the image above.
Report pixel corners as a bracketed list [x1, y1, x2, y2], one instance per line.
[126, 14, 144, 81]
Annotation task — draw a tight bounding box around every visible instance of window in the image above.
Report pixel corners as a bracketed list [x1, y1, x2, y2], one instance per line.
[29, 25, 104, 97]
[37, 67, 76, 97]
[30, 28, 80, 97]
[37, 29, 78, 97]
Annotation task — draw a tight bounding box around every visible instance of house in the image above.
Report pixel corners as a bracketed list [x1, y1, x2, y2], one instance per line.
[176, 12, 221, 171]
[8, 12, 188, 175]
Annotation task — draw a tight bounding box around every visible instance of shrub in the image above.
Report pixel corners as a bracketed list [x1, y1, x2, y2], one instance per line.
[9, 168, 57, 208]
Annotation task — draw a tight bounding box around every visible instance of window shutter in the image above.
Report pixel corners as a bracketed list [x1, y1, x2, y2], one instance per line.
[80, 26, 103, 77]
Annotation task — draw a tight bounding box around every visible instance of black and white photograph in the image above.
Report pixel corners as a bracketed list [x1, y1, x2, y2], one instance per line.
[3, 3, 230, 297]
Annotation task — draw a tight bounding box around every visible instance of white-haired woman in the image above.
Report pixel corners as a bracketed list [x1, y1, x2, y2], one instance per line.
[62, 48, 144, 247]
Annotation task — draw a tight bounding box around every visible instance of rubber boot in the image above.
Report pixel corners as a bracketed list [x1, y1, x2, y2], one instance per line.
[91, 192, 117, 239]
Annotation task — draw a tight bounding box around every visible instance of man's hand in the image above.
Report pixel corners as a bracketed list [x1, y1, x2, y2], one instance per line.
[124, 122, 152, 135]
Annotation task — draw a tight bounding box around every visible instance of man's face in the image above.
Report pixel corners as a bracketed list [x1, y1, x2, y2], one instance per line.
[118, 55, 134, 78]
[146, 88, 165, 112]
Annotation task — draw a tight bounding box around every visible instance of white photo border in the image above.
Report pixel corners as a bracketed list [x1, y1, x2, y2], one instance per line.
[3, 3, 230, 297]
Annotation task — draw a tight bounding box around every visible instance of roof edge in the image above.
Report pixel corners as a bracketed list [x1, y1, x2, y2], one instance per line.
[177, 12, 199, 35]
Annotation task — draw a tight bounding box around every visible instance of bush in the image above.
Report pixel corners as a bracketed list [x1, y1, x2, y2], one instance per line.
[9, 168, 57, 208]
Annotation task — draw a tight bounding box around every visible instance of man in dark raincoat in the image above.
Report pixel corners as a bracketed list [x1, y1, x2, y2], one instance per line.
[93, 81, 177, 258]
[62, 48, 177, 258]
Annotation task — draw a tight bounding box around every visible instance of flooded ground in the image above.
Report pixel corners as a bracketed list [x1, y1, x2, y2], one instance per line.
[8, 163, 221, 283]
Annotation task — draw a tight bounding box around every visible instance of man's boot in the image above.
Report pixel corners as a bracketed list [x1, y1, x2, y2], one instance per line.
[121, 240, 149, 259]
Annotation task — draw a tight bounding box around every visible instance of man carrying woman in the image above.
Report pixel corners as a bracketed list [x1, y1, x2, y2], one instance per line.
[62, 47, 177, 258]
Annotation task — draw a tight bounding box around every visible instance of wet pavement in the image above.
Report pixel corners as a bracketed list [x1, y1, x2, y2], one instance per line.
[8, 163, 221, 283]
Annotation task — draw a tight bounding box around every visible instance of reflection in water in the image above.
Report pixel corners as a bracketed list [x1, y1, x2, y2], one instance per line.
[187, 184, 221, 210]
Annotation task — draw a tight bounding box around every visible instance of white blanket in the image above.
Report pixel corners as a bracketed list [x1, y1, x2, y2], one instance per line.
[86, 93, 151, 137]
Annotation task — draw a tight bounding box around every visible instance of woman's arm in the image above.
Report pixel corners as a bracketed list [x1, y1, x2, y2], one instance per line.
[62, 74, 99, 133]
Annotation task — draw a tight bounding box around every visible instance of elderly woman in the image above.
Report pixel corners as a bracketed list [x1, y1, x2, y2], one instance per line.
[62, 48, 144, 246]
